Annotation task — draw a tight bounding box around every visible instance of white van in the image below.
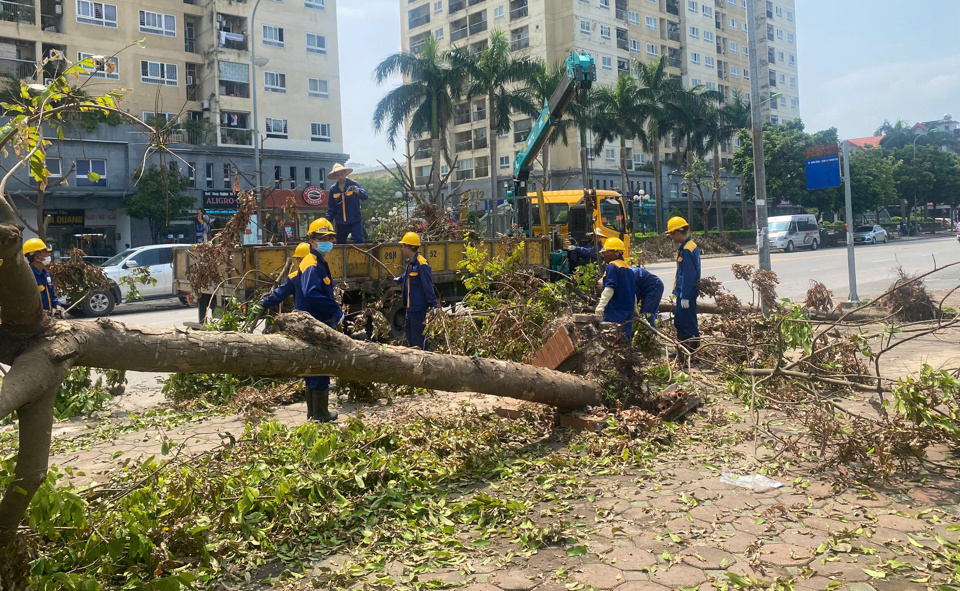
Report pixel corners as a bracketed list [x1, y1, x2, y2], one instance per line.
[77, 244, 190, 316]
[767, 214, 821, 252]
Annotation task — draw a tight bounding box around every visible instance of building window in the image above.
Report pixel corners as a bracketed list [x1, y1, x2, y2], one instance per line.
[77, 53, 118, 79]
[77, 0, 117, 28]
[46, 158, 62, 178]
[789, 76, 796, 87]
[499, 155, 510, 168]
[690, 78, 700, 86]
[266, 117, 288, 138]
[770, 115, 778, 125]
[186, 162, 195, 188]
[702, 5, 712, 17]
[706, 81, 716, 90]
[599, 0, 610, 8]
[289, 166, 297, 189]
[308, 77, 329, 98]
[645, 16, 657, 30]
[775, 6, 782, 16]
[703, 31, 713, 42]
[600, 25, 610, 39]
[605, 148, 615, 161]
[646, 43, 658, 56]
[305, 0, 324, 8]
[689, 25, 698, 38]
[264, 71, 287, 93]
[514, 118, 532, 143]
[742, 46, 748, 56]
[730, 65, 738, 77]
[778, 51, 784, 62]
[787, 10, 793, 21]
[304, 167, 312, 184]
[789, 54, 795, 66]
[306, 33, 327, 54]
[262, 24, 285, 47]
[580, 19, 591, 34]
[776, 28, 783, 39]
[311, 122, 332, 142]
[741, 21, 746, 32]
[274, 166, 282, 187]
[76, 159, 106, 186]
[690, 52, 700, 64]
[139, 10, 176, 37]
[729, 17, 736, 28]
[205, 163, 214, 188]
[494, 5, 504, 18]
[142, 111, 178, 126]
[704, 56, 714, 68]
[743, 68, 748, 79]
[628, 11, 640, 25]
[141, 61, 178, 85]
[434, 1, 442, 13]
[790, 97, 798, 109]
[687, 0, 698, 12]
[729, 41, 737, 53]
[601, 55, 612, 70]
[223, 164, 231, 189]
[435, 27, 443, 40]
[630, 39, 641, 53]
[779, 73, 785, 83]
[787, 32, 794, 43]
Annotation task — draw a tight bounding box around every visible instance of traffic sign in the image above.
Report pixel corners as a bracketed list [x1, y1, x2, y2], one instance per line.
[805, 155, 841, 190]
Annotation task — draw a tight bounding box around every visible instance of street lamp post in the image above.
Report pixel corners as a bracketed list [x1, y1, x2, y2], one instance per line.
[746, 0, 771, 273]
[251, 0, 265, 243]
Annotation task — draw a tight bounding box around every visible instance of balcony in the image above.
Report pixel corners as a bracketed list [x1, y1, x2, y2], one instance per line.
[453, 111, 471, 125]
[408, 14, 430, 28]
[449, 0, 464, 13]
[454, 139, 472, 153]
[666, 0, 679, 15]
[510, 34, 529, 51]
[473, 136, 487, 150]
[617, 38, 628, 51]
[0, 0, 35, 25]
[219, 80, 250, 98]
[468, 19, 487, 36]
[414, 140, 431, 159]
[218, 31, 247, 51]
[615, 9, 627, 21]
[451, 23, 468, 42]
[509, 1, 527, 20]
[415, 175, 430, 185]
[473, 107, 486, 121]
[0, 56, 35, 79]
[220, 127, 252, 146]
[667, 22, 680, 42]
[474, 165, 489, 178]
[456, 169, 474, 181]
[468, 0, 484, 5]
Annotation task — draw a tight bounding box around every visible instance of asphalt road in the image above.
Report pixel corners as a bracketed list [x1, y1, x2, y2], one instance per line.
[78, 235, 960, 330]
[646, 234, 960, 304]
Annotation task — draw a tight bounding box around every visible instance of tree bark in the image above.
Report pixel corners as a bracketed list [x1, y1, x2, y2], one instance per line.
[652, 135, 663, 233]
[488, 92, 498, 212]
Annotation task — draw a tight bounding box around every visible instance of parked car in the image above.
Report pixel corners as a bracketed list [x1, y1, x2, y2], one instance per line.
[72, 244, 191, 317]
[83, 255, 110, 266]
[767, 214, 821, 252]
[853, 225, 888, 245]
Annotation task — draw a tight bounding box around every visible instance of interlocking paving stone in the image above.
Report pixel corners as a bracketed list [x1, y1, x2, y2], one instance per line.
[648, 564, 707, 588]
[678, 546, 736, 569]
[572, 564, 625, 589]
[757, 543, 816, 566]
[490, 570, 540, 590]
[874, 514, 926, 532]
[605, 547, 657, 570]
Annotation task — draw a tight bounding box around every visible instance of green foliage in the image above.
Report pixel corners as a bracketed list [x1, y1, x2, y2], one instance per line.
[117, 266, 155, 302]
[12, 412, 659, 589]
[892, 145, 960, 213]
[890, 364, 960, 441]
[55, 367, 126, 420]
[724, 207, 741, 230]
[361, 175, 406, 240]
[124, 165, 195, 244]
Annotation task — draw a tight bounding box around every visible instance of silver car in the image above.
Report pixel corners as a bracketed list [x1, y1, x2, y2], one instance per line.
[853, 225, 888, 245]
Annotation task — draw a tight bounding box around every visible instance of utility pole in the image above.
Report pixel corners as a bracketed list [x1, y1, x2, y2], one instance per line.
[842, 139, 859, 302]
[251, 0, 264, 243]
[746, 0, 770, 272]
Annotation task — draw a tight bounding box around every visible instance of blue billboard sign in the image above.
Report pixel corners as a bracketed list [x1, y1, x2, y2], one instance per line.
[805, 155, 841, 190]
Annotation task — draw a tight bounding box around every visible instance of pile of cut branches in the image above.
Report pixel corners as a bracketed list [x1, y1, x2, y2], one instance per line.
[188, 190, 257, 295]
[47, 248, 111, 306]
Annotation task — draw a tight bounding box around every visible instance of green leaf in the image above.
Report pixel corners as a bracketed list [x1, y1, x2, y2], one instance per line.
[863, 569, 887, 579]
[86, 171, 100, 182]
[566, 545, 587, 557]
[725, 573, 750, 586]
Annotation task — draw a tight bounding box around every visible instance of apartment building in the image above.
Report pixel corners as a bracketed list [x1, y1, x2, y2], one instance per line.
[0, 0, 345, 254]
[401, 0, 798, 219]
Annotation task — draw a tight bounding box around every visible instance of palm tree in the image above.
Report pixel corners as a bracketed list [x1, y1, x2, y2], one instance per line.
[591, 72, 649, 200]
[526, 62, 575, 191]
[671, 85, 718, 228]
[635, 57, 685, 233]
[373, 36, 464, 197]
[450, 30, 541, 205]
[875, 119, 914, 150]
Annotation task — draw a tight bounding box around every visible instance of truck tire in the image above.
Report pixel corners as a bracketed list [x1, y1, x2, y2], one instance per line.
[386, 300, 406, 340]
[179, 294, 196, 307]
[82, 290, 115, 317]
[810, 239, 818, 251]
[785, 240, 795, 253]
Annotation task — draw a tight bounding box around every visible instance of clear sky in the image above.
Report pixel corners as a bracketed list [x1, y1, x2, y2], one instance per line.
[338, 1, 960, 166]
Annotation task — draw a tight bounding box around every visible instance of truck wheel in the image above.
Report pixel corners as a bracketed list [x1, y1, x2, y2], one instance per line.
[810, 239, 818, 251]
[178, 294, 196, 307]
[386, 301, 406, 340]
[785, 241, 795, 253]
[82, 290, 115, 317]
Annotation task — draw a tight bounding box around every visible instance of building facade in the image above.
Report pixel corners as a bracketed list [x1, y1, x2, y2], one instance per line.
[0, 0, 346, 254]
[400, 0, 799, 222]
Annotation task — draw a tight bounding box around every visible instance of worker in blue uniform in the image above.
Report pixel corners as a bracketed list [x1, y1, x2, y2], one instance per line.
[324, 163, 368, 244]
[594, 237, 637, 342]
[666, 216, 701, 350]
[260, 219, 343, 422]
[395, 232, 438, 350]
[633, 265, 665, 328]
[566, 230, 604, 271]
[24, 238, 63, 317]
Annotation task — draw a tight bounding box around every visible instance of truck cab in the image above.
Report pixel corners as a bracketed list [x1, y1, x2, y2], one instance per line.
[529, 189, 631, 256]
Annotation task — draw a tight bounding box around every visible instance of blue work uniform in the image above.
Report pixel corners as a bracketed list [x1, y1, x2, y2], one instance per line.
[601, 259, 637, 341]
[32, 265, 62, 312]
[633, 267, 665, 328]
[672, 238, 701, 345]
[568, 244, 600, 270]
[261, 247, 343, 390]
[395, 253, 438, 350]
[324, 179, 368, 244]
[195, 218, 209, 243]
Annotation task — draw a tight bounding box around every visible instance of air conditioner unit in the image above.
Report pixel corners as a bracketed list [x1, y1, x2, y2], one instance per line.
[186, 75, 194, 85]
[54, 4, 62, 14]
[201, 99, 211, 111]
[43, 77, 54, 86]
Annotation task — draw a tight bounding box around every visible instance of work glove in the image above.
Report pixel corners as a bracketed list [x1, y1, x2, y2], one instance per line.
[567, 245, 577, 252]
[336, 310, 345, 325]
[681, 299, 690, 309]
[53, 307, 65, 319]
[595, 287, 614, 316]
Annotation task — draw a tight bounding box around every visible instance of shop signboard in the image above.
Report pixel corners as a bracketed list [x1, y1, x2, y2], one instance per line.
[47, 209, 85, 226]
[202, 190, 239, 213]
[84, 209, 118, 227]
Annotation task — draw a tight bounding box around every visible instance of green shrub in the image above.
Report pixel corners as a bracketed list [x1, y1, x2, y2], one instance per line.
[724, 207, 741, 231]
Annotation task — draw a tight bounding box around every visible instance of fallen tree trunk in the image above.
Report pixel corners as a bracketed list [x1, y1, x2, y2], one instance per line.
[657, 301, 885, 321]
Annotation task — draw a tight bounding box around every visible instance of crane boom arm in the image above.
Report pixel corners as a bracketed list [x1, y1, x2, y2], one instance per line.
[511, 51, 596, 189]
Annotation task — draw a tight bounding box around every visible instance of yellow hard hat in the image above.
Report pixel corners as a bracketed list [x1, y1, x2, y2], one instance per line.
[399, 232, 421, 247]
[602, 237, 625, 252]
[294, 242, 311, 258]
[308, 218, 335, 236]
[23, 238, 50, 255]
[665, 216, 689, 234]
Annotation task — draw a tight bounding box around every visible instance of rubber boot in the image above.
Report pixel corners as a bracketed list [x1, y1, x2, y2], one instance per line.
[305, 388, 314, 421]
[312, 389, 338, 423]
